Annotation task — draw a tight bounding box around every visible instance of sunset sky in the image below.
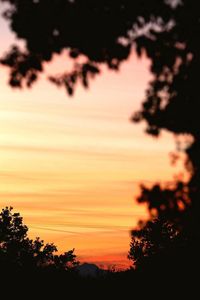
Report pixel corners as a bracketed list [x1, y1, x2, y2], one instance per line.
[0, 12, 184, 268]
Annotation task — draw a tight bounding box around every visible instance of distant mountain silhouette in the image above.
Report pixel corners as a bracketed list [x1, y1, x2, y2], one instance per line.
[76, 263, 106, 278]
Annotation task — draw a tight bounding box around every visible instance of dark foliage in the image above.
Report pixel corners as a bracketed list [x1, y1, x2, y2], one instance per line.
[0, 207, 198, 296]
[129, 219, 180, 267]
[0, 206, 79, 271]
[0, 0, 171, 92]
[128, 218, 196, 269]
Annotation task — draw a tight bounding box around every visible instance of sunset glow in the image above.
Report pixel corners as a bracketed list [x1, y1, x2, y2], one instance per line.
[0, 15, 184, 269]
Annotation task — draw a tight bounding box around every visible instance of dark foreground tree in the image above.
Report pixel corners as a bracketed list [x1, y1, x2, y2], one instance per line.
[128, 219, 179, 268]
[0, 206, 78, 271]
[0, 0, 200, 270]
[0, 0, 172, 92]
[128, 218, 199, 288]
[128, 218, 193, 269]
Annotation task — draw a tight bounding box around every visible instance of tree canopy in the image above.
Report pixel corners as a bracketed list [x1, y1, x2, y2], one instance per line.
[0, 206, 78, 271]
[128, 219, 180, 268]
[0, 0, 198, 137]
[128, 218, 197, 276]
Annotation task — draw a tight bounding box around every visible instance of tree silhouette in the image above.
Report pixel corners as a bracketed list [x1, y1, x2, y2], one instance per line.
[0, 0, 172, 92]
[128, 218, 198, 284]
[1, 0, 200, 269]
[0, 207, 78, 271]
[128, 219, 183, 269]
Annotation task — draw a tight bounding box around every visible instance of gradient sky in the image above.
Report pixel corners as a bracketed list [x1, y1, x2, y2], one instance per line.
[0, 12, 184, 268]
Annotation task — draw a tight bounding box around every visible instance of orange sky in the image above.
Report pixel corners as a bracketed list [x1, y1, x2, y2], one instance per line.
[0, 13, 184, 269]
